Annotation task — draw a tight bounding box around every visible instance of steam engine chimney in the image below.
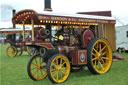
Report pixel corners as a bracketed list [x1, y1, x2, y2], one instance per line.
[12, 9, 16, 28]
[44, 0, 52, 11]
[12, 9, 16, 43]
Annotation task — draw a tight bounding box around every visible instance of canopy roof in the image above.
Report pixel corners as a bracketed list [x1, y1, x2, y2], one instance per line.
[0, 28, 31, 34]
[12, 9, 116, 25]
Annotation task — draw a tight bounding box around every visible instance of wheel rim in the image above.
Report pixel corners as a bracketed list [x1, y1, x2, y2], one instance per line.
[6, 46, 17, 58]
[50, 56, 70, 83]
[30, 56, 47, 80]
[91, 39, 112, 74]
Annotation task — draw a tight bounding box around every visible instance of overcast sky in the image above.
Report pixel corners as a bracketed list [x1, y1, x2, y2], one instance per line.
[0, 0, 128, 27]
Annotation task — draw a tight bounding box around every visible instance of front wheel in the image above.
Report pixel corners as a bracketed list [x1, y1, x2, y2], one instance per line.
[27, 54, 47, 80]
[47, 54, 70, 83]
[87, 38, 112, 74]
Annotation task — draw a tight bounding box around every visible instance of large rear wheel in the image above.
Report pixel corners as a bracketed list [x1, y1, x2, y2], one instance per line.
[47, 54, 70, 83]
[87, 38, 112, 74]
[27, 54, 47, 80]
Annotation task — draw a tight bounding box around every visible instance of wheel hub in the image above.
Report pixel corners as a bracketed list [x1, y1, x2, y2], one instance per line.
[36, 66, 40, 69]
[56, 65, 62, 71]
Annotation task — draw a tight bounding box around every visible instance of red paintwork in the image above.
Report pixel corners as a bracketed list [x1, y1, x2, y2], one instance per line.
[58, 46, 78, 55]
[78, 50, 87, 64]
[77, 11, 112, 17]
[69, 50, 87, 65]
[69, 50, 78, 65]
[35, 43, 55, 49]
[58, 45, 65, 54]
[82, 29, 94, 48]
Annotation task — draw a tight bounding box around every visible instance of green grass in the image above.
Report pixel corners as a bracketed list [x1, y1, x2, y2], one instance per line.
[0, 44, 128, 85]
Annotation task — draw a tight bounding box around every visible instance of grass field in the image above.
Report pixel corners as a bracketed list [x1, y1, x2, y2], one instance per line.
[0, 44, 128, 85]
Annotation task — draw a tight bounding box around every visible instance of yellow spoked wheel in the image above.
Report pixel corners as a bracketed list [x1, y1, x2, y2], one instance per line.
[6, 46, 17, 58]
[87, 38, 112, 74]
[27, 54, 47, 80]
[47, 54, 70, 83]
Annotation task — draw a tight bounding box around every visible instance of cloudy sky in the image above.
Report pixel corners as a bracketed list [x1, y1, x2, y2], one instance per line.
[0, 0, 128, 27]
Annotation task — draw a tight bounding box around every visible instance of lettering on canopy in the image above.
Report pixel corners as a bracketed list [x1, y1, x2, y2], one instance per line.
[38, 15, 115, 24]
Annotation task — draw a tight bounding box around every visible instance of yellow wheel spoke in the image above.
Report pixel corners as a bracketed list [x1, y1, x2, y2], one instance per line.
[101, 58, 105, 65]
[61, 70, 66, 75]
[61, 62, 66, 67]
[102, 51, 107, 55]
[100, 43, 102, 52]
[51, 68, 56, 72]
[93, 48, 98, 53]
[60, 58, 63, 64]
[56, 71, 58, 80]
[94, 60, 97, 68]
[32, 63, 38, 66]
[31, 67, 37, 70]
[92, 53, 96, 56]
[96, 60, 100, 69]
[101, 45, 107, 52]
[32, 69, 39, 76]
[61, 71, 63, 80]
[92, 57, 98, 61]
[40, 70, 43, 75]
[102, 57, 109, 60]
[52, 71, 58, 77]
[35, 57, 38, 65]
[61, 67, 66, 70]
[56, 58, 58, 65]
[52, 63, 57, 67]
[99, 61, 104, 71]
